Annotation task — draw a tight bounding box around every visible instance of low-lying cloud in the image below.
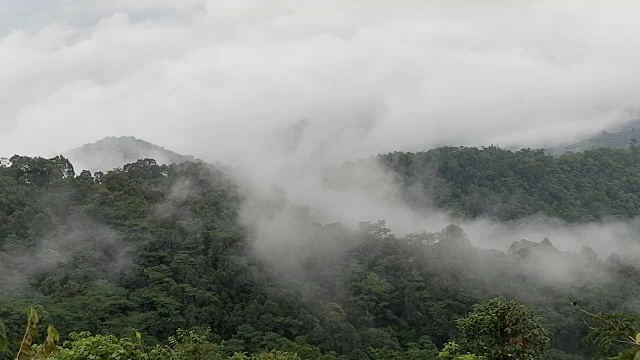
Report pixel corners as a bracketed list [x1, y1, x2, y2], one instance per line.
[3, 1, 640, 279]
[2, 0, 640, 172]
[239, 154, 640, 261]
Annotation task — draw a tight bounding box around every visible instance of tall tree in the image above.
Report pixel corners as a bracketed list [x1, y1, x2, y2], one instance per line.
[456, 299, 549, 360]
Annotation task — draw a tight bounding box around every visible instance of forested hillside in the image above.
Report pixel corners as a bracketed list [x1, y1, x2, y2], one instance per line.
[378, 146, 640, 222]
[549, 120, 640, 154]
[65, 137, 202, 173]
[1, 150, 640, 360]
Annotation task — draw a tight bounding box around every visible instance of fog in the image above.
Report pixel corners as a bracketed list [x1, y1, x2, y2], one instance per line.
[0, 212, 133, 295]
[3, 0, 640, 167]
[3, 1, 640, 273]
[237, 155, 640, 263]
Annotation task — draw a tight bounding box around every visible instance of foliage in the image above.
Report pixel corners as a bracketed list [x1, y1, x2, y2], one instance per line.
[437, 342, 482, 360]
[46, 330, 304, 360]
[378, 146, 640, 221]
[49, 332, 147, 360]
[2, 152, 640, 360]
[149, 329, 225, 360]
[573, 303, 640, 359]
[456, 299, 549, 360]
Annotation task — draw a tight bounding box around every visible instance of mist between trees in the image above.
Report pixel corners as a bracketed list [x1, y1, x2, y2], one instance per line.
[2, 146, 640, 359]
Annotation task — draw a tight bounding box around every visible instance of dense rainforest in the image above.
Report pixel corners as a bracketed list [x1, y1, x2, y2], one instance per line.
[378, 146, 640, 221]
[1, 146, 640, 359]
[547, 120, 640, 154]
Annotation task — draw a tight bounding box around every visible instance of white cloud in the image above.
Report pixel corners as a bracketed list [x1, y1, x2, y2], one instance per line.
[1, 0, 640, 169]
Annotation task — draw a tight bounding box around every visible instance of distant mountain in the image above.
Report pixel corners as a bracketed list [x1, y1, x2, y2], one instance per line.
[549, 120, 640, 154]
[65, 136, 202, 172]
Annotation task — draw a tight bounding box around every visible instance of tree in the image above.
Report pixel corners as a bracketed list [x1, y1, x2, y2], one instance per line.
[572, 303, 640, 360]
[148, 329, 225, 360]
[50, 332, 147, 360]
[403, 336, 439, 360]
[456, 299, 549, 360]
[350, 272, 392, 324]
[437, 342, 482, 360]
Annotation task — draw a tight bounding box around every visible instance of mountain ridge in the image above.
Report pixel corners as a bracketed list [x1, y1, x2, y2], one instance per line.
[548, 119, 640, 154]
[64, 136, 202, 173]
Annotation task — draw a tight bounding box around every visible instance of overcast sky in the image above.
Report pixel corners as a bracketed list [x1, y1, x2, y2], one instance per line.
[2, 0, 640, 167]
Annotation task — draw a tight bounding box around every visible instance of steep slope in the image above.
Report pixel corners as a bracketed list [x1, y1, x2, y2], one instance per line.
[65, 136, 201, 172]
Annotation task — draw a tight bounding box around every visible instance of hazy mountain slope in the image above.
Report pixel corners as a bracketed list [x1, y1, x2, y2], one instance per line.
[65, 136, 201, 172]
[66, 136, 640, 224]
[549, 120, 640, 154]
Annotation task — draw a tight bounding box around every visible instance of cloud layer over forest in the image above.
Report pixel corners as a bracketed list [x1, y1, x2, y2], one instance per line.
[3, 1, 640, 260]
[2, 0, 640, 169]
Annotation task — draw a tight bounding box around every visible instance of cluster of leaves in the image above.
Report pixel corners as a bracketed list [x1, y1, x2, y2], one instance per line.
[571, 303, 640, 360]
[4, 306, 512, 360]
[437, 342, 482, 360]
[5, 312, 305, 360]
[8, 301, 638, 360]
[1, 153, 640, 360]
[456, 299, 549, 360]
[378, 146, 640, 221]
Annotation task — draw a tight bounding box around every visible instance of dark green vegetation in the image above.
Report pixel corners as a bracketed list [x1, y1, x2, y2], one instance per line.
[378, 146, 640, 221]
[1, 147, 640, 359]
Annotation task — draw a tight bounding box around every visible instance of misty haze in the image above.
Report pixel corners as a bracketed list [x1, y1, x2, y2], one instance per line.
[2, 1, 640, 360]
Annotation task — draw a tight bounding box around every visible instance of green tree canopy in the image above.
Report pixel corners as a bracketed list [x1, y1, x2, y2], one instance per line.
[456, 299, 549, 360]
